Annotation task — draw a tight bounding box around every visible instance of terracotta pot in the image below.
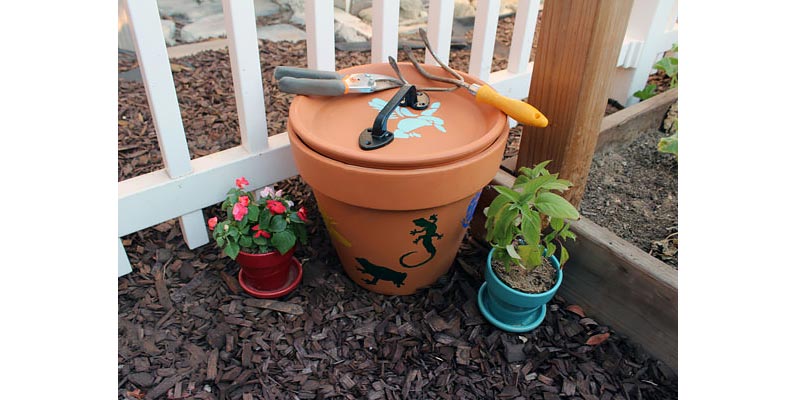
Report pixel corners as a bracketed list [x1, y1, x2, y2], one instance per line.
[288, 63, 508, 295]
[235, 246, 296, 292]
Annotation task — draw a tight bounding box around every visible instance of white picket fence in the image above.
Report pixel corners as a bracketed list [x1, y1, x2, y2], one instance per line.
[118, 0, 677, 276]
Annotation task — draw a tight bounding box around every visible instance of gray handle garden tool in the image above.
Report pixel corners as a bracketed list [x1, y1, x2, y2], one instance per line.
[275, 66, 404, 96]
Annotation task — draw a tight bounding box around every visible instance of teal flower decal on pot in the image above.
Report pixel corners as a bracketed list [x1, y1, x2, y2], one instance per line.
[368, 99, 446, 138]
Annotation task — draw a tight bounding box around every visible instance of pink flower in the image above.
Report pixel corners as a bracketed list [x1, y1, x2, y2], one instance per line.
[275, 189, 283, 198]
[233, 202, 248, 221]
[208, 217, 218, 230]
[238, 195, 250, 207]
[267, 200, 286, 215]
[297, 207, 308, 222]
[252, 225, 271, 239]
[235, 177, 249, 189]
[260, 186, 275, 198]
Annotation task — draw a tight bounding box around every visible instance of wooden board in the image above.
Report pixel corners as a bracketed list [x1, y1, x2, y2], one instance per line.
[595, 88, 678, 154]
[471, 168, 678, 373]
[563, 217, 678, 373]
[516, 0, 634, 206]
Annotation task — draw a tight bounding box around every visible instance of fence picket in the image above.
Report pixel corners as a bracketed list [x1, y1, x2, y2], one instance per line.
[222, 0, 269, 153]
[119, 239, 132, 276]
[372, 0, 400, 64]
[124, 0, 208, 251]
[425, 0, 455, 66]
[124, 0, 192, 178]
[305, 0, 336, 71]
[507, 0, 540, 74]
[468, 0, 501, 81]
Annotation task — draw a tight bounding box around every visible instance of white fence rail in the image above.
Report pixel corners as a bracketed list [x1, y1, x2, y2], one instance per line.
[118, 0, 677, 275]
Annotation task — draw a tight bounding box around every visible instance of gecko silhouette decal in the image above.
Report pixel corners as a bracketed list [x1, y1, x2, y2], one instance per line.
[399, 214, 443, 268]
[368, 99, 446, 138]
[355, 257, 407, 288]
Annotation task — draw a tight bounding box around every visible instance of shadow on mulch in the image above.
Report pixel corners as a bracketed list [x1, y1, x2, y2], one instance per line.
[119, 176, 677, 400]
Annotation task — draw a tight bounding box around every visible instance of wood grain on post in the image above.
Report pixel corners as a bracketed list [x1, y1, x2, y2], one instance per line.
[516, 0, 634, 207]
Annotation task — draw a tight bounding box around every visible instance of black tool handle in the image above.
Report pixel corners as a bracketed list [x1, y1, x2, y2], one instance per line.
[359, 84, 420, 150]
[274, 66, 342, 80]
[277, 77, 347, 96]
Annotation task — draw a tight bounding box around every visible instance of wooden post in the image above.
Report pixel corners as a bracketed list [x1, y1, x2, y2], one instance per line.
[516, 0, 633, 207]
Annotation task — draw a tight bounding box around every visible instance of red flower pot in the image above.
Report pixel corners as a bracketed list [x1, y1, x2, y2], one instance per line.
[235, 246, 297, 292]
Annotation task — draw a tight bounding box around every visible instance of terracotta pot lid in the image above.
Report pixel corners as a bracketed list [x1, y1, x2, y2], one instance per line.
[288, 62, 508, 169]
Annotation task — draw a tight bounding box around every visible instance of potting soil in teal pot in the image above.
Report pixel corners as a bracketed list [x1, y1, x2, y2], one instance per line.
[478, 248, 563, 333]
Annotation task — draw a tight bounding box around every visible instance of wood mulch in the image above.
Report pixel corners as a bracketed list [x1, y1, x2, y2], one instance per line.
[119, 177, 677, 400]
[119, 17, 677, 400]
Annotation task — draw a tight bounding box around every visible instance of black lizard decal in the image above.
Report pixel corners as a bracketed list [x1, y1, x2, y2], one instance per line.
[399, 214, 443, 268]
[355, 257, 407, 287]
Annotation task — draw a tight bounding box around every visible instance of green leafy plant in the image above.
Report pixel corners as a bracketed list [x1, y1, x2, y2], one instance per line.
[484, 161, 579, 271]
[207, 177, 309, 260]
[633, 43, 678, 101]
[658, 120, 678, 158]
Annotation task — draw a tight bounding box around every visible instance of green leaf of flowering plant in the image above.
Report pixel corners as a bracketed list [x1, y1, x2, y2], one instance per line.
[658, 133, 678, 157]
[535, 192, 580, 220]
[272, 230, 296, 255]
[239, 235, 253, 248]
[653, 56, 678, 79]
[294, 223, 308, 245]
[521, 174, 557, 198]
[633, 84, 657, 101]
[253, 236, 268, 246]
[494, 186, 521, 202]
[519, 207, 540, 250]
[259, 212, 273, 231]
[247, 205, 260, 222]
[485, 193, 512, 219]
[493, 204, 517, 246]
[506, 244, 521, 260]
[269, 215, 288, 232]
[545, 242, 556, 258]
[559, 245, 570, 269]
[517, 244, 541, 268]
[519, 160, 551, 180]
[224, 241, 240, 260]
[288, 212, 303, 224]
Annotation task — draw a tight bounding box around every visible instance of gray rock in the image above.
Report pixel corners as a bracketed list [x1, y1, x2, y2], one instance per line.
[454, 0, 476, 18]
[334, 0, 349, 11]
[274, 0, 304, 14]
[158, 0, 223, 24]
[333, 7, 372, 40]
[400, 0, 424, 20]
[350, 0, 372, 16]
[254, 0, 281, 17]
[180, 13, 226, 42]
[501, 0, 519, 14]
[335, 21, 367, 43]
[257, 24, 306, 42]
[289, 12, 306, 26]
[357, 7, 372, 23]
[161, 19, 176, 46]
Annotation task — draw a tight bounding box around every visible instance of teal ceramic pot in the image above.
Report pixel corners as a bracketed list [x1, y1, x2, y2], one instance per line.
[477, 247, 562, 332]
